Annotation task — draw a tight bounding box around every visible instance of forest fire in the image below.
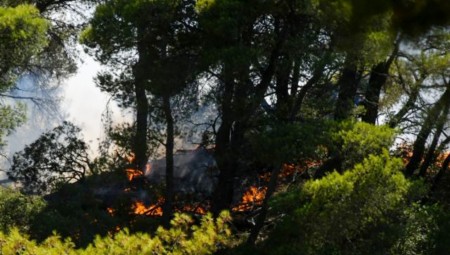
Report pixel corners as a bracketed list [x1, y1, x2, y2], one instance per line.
[126, 168, 143, 181]
[258, 162, 313, 182]
[436, 152, 450, 168]
[107, 207, 115, 216]
[123, 152, 144, 181]
[119, 150, 278, 217]
[233, 186, 267, 212]
[133, 201, 163, 216]
[180, 204, 207, 215]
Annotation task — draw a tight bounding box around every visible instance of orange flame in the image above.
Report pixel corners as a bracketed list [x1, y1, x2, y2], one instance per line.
[132, 200, 163, 216]
[107, 207, 115, 216]
[126, 168, 143, 181]
[181, 204, 207, 215]
[233, 186, 267, 212]
[109, 225, 121, 235]
[126, 153, 135, 163]
[436, 152, 450, 168]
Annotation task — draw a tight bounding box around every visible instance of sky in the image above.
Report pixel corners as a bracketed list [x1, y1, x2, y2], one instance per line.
[1, 51, 125, 179]
[60, 53, 124, 150]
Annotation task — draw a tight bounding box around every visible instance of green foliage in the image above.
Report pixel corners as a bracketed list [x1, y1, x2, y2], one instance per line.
[312, 0, 450, 37]
[265, 152, 436, 255]
[0, 4, 48, 86]
[0, 187, 45, 234]
[248, 120, 332, 165]
[196, 0, 278, 70]
[0, 3, 48, 157]
[29, 180, 119, 247]
[0, 212, 233, 255]
[389, 203, 439, 255]
[80, 0, 136, 64]
[336, 122, 395, 168]
[8, 122, 91, 195]
[313, 0, 394, 64]
[0, 103, 26, 149]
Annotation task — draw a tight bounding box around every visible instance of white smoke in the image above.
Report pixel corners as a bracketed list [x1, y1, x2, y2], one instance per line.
[1, 52, 125, 181]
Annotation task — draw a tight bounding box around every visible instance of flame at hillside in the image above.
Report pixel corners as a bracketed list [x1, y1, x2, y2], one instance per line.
[111, 151, 322, 218]
[436, 152, 450, 168]
[233, 186, 267, 212]
[107, 207, 115, 216]
[126, 168, 143, 181]
[126, 153, 135, 163]
[133, 199, 164, 216]
[181, 204, 207, 215]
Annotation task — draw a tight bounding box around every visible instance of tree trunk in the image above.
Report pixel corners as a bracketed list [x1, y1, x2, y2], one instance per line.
[431, 153, 450, 192]
[361, 63, 390, 123]
[275, 57, 291, 118]
[418, 105, 449, 177]
[247, 164, 282, 245]
[131, 26, 152, 171]
[361, 38, 398, 124]
[211, 73, 235, 215]
[405, 88, 450, 176]
[162, 96, 175, 227]
[132, 68, 150, 171]
[212, 22, 284, 214]
[334, 59, 360, 121]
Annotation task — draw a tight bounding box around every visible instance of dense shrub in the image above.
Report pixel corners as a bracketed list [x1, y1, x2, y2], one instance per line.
[0, 212, 233, 255]
[264, 153, 437, 255]
[0, 187, 45, 233]
[335, 121, 395, 169]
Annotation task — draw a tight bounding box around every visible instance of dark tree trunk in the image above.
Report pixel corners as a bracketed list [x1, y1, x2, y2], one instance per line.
[334, 60, 360, 121]
[361, 39, 398, 124]
[132, 68, 150, 171]
[313, 57, 360, 178]
[131, 26, 152, 171]
[418, 105, 449, 177]
[212, 20, 284, 214]
[361, 63, 390, 123]
[275, 58, 291, 117]
[211, 73, 235, 215]
[162, 96, 175, 227]
[247, 164, 282, 245]
[431, 153, 450, 192]
[213, 116, 246, 215]
[405, 88, 450, 176]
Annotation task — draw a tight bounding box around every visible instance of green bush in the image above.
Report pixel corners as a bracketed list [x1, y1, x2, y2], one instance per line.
[336, 122, 395, 169]
[0, 187, 45, 233]
[0, 212, 233, 255]
[264, 152, 437, 255]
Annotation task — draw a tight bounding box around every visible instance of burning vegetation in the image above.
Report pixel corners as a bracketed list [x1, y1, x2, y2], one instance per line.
[125, 169, 143, 181]
[133, 200, 163, 216]
[97, 147, 327, 247]
[109, 152, 322, 221]
[233, 186, 267, 212]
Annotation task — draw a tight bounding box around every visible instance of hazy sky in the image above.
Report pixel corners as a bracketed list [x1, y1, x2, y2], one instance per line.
[2, 51, 125, 177]
[61, 53, 123, 150]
